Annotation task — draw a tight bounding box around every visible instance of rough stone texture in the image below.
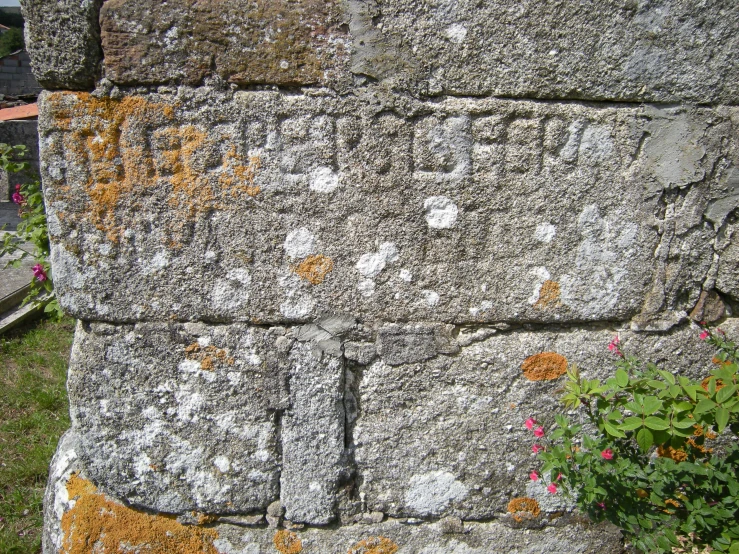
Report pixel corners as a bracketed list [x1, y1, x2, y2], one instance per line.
[43, 434, 627, 554]
[99, 0, 350, 88]
[20, 0, 103, 90]
[67, 321, 284, 514]
[281, 340, 345, 525]
[353, 322, 718, 519]
[39, 89, 739, 326]
[90, 0, 739, 103]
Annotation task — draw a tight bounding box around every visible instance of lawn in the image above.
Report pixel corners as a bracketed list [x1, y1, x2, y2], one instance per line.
[0, 316, 75, 554]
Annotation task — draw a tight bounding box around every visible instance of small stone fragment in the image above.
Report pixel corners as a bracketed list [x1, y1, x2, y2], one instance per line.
[689, 290, 726, 323]
[439, 516, 465, 534]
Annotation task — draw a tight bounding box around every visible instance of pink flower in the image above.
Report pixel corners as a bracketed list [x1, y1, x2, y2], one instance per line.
[601, 448, 614, 460]
[699, 330, 710, 340]
[531, 444, 542, 454]
[529, 471, 539, 481]
[533, 426, 545, 438]
[525, 418, 536, 430]
[547, 484, 557, 494]
[597, 502, 606, 509]
[32, 264, 47, 282]
[12, 191, 24, 204]
[556, 473, 562, 481]
[608, 337, 623, 357]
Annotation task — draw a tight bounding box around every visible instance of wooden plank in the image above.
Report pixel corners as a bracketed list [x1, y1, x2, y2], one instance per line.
[0, 103, 38, 121]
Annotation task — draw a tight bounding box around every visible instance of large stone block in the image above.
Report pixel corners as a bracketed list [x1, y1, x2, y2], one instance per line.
[43, 432, 628, 553]
[20, 0, 103, 90]
[353, 323, 718, 519]
[90, 1, 739, 103]
[67, 321, 285, 514]
[99, 0, 350, 88]
[39, 89, 739, 326]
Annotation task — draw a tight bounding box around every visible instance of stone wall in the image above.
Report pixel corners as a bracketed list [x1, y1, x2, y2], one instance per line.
[22, 0, 739, 552]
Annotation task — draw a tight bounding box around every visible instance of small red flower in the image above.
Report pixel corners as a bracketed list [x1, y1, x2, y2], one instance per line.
[556, 473, 562, 481]
[597, 502, 606, 509]
[529, 471, 539, 481]
[547, 483, 557, 494]
[12, 191, 24, 205]
[531, 444, 542, 454]
[700, 330, 710, 340]
[601, 448, 614, 460]
[533, 426, 545, 438]
[32, 264, 47, 282]
[525, 418, 536, 430]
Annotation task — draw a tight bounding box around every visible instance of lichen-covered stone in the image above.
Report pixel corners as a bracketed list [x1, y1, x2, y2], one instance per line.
[39, 89, 739, 327]
[43, 435, 627, 553]
[20, 0, 103, 90]
[67, 321, 284, 514]
[99, 0, 350, 88]
[354, 323, 718, 519]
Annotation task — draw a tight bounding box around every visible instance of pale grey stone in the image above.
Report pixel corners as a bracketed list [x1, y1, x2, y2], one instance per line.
[353, 323, 719, 519]
[38, 91, 738, 327]
[439, 516, 465, 535]
[280, 341, 345, 525]
[377, 323, 459, 366]
[20, 0, 103, 89]
[67, 321, 283, 514]
[344, 341, 377, 365]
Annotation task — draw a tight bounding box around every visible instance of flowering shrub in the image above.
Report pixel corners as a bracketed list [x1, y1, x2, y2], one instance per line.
[0, 144, 62, 320]
[526, 327, 739, 553]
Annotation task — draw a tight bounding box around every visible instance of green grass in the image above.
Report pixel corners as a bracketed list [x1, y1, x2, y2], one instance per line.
[0, 316, 75, 554]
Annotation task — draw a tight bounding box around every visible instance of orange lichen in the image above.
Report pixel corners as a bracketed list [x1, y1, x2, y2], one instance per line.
[201, 356, 215, 371]
[521, 352, 568, 381]
[506, 497, 541, 522]
[273, 530, 302, 554]
[60, 474, 218, 554]
[657, 446, 688, 462]
[347, 537, 399, 554]
[220, 147, 261, 197]
[701, 377, 726, 392]
[184, 343, 231, 371]
[46, 91, 264, 247]
[534, 280, 561, 309]
[293, 254, 334, 285]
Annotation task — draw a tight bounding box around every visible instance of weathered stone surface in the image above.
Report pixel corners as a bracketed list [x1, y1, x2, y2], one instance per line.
[67, 321, 284, 514]
[89, 0, 739, 103]
[281, 341, 345, 525]
[39, 89, 738, 326]
[43, 435, 627, 553]
[99, 0, 350, 88]
[353, 323, 718, 519]
[20, 0, 103, 90]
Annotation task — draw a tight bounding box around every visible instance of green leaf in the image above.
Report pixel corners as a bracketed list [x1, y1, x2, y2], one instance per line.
[615, 368, 629, 387]
[716, 406, 730, 432]
[604, 421, 626, 438]
[717, 384, 737, 404]
[642, 396, 663, 415]
[694, 398, 717, 414]
[619, 416, 643, 431]
[644, 416, 670, 430]
[672, 418, 697, 429]
[637, 427, 653, 451]
[647, 379, 668, 390]
[658, 370, 676, 385]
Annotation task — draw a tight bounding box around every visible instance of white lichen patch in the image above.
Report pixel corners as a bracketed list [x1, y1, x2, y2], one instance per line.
[424, 196, 458, 228]
[445, 24, 468, 43]
[422, 290, 440, 307]
[405, 471, 468, 515]
[283, 227, 317, 260]
[357, 279, 376, 297]
[213, 455, 231, 473]
[534, 222, 556, 243]
[309, 166, 340, 193]
[356, 242, 399, 278]
[279, 296, 315, 319]
[141, 251, 169, 275]
[399, 269, 413, 282]
[528, 266, 551, 305]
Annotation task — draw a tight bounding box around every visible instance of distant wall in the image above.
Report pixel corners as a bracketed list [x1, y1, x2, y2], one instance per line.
[0, 49, 41, 97]
[21, 0, 739, 553]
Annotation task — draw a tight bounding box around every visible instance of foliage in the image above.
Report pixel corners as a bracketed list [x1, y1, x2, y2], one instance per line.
[0, 316, 74, 553]
[0, 27, 24, 59]
[0, 143, 63, 320]
[529, 328, 739, 554]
